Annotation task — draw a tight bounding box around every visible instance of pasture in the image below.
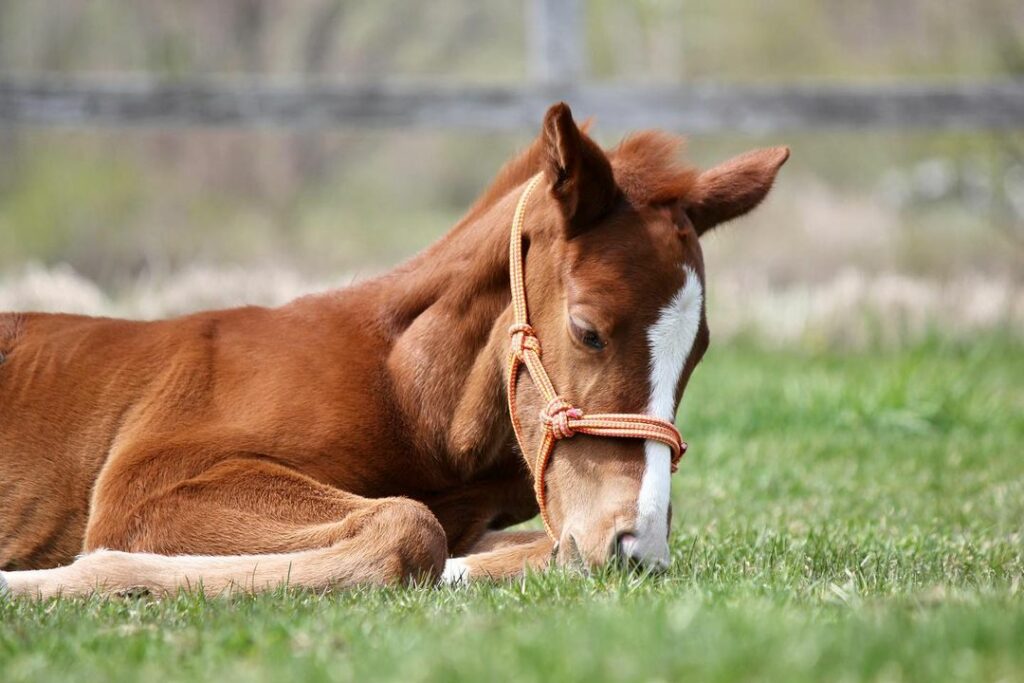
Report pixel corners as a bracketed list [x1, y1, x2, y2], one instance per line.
[2, 336, 1021, 683]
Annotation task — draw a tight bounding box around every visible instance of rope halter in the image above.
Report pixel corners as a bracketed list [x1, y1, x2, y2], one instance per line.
[505, 173, 688, 540]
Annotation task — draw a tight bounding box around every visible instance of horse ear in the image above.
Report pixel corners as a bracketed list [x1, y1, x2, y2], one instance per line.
[541, 102, 618, 237]
[686, 147, 790, 235]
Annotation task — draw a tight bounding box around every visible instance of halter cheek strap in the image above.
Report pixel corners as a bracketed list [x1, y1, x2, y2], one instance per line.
[506, 173, 688, 540]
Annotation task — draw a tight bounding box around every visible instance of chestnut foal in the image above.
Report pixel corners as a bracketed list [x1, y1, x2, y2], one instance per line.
[0, 103, 787, 597]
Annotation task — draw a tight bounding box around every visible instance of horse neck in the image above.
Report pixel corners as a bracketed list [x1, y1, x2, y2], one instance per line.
[378, 191, 523, 479]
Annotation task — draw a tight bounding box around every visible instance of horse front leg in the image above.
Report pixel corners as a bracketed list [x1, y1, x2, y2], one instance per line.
[441, 530, 553, 584]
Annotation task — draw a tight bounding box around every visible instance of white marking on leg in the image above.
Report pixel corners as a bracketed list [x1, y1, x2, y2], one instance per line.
[633, 265, 703, 566]
[0, 571, 8, 598]
[441, 558, 469, 585]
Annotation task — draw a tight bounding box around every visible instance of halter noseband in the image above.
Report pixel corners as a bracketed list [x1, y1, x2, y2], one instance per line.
[506, 173, 688, 540]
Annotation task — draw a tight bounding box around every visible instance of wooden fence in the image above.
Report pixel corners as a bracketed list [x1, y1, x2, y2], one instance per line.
[1, 0, 1022, 133]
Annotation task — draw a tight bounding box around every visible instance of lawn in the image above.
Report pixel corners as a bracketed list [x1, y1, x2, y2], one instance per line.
[1, 336, 1022, 682]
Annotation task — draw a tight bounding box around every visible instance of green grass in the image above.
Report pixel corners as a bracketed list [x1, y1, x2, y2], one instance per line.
[2, 337, 1022, 682]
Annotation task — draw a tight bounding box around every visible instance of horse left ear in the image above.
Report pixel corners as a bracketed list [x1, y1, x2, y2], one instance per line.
[686, 146, 790, 236]
[541, 102, 618, 237]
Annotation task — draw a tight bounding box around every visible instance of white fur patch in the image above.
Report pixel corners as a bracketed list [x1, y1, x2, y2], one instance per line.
[632, 266, 703, 565]
[0, 571, 8, 598]
[440, 558, 469, 585]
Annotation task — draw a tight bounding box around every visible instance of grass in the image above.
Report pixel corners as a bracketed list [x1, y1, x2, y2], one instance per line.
[1, 336, 1022, 682]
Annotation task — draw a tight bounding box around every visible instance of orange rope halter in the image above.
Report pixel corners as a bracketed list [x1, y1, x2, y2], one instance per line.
[506, 173, 687, 540]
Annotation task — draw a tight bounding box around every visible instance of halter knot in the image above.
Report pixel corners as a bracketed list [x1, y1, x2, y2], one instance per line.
[540, 397, 583, 440]
[508, 323, 541, 360]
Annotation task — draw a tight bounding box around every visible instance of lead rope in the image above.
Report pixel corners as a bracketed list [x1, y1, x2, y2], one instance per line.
[506, 173, 688, 540]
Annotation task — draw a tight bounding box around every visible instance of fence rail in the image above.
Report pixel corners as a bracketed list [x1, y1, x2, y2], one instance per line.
[1, 78, 1023, 132]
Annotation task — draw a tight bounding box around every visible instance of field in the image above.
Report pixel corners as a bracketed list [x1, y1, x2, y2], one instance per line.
[1, 336, 1021, 683]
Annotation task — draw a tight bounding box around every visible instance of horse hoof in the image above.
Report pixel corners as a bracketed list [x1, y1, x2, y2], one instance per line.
[440, 558, 469, 586]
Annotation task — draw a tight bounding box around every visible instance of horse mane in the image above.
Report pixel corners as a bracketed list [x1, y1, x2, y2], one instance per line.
[609, 130, 698, 206]
[457, 125, 699, 230]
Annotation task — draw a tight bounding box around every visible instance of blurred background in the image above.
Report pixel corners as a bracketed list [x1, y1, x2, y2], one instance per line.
[1, 0, 1022, 348]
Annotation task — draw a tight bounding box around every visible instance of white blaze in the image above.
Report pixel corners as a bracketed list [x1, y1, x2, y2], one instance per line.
[629, 265, 703, 566]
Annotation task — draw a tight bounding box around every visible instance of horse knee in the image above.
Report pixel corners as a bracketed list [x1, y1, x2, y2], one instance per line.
[365, 498, 447, 584]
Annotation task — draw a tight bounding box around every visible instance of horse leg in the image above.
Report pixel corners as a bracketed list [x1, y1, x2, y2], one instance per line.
[423, 476, 539, 557]
[0, 459, 447, 598]
[441, 530, 554, 584]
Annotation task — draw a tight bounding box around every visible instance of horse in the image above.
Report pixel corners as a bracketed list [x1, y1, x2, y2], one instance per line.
[0, 103, 787, 598]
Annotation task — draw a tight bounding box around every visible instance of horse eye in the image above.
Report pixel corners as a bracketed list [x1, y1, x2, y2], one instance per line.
[569, 315, 606, 351]
[581, 330, 604, 350]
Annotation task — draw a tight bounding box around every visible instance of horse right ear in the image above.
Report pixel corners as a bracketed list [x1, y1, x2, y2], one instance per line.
[686, 146, 790, 236]
[541, 103, 618, 238]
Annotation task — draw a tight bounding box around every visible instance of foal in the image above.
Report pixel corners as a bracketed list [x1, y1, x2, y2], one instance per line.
[0, 103, 787, 597]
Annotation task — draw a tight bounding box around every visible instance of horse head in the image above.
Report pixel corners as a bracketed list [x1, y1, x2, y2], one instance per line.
[508, 103, 788, 570]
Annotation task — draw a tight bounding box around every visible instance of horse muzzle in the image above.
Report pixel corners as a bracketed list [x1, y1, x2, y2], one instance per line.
[555, 525, 670, 572]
